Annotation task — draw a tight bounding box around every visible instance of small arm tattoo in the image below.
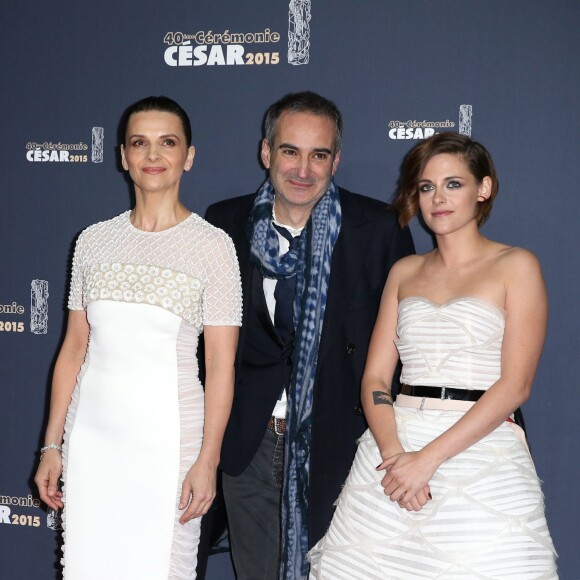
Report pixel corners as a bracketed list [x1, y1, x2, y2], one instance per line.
[372, 391, 393, 406]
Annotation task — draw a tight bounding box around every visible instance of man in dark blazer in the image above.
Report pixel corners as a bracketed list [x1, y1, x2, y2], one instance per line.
[204, 92, 414, 579]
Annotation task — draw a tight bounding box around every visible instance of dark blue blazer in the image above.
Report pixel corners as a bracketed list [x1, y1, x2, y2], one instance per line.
[205, 187, 415, 546]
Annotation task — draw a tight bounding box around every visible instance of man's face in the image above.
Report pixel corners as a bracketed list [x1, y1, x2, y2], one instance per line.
[261, 111, 340, 216]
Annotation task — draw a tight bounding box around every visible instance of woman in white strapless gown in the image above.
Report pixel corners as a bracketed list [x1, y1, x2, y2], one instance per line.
[35, 96, 242, 579]
[308, 133, 557, 579]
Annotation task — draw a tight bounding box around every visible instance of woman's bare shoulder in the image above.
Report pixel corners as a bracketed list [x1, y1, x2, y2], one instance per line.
[489, 244, 545, 300]
[386, 253, 433, 295]
[495, 244, 541, 272]
[391, 252, 430, 275]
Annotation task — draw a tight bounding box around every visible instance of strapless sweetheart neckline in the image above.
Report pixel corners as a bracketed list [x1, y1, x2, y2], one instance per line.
[398, 295, 506, 317]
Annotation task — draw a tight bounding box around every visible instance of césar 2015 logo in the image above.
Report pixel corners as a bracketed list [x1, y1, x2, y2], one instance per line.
[163, 29, 281, 67]
[26, 141, 89, 162]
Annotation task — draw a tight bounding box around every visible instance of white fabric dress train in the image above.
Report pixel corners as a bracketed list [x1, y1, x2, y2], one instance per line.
[308, 297, 557, 579]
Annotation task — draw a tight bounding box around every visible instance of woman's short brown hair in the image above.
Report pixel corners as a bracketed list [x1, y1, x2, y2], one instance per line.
[393, 132, 499, 227]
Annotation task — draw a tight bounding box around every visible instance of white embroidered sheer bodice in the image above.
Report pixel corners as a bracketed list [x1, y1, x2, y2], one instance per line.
[308, 297, 558, 579]
[61, 211, 242, 579]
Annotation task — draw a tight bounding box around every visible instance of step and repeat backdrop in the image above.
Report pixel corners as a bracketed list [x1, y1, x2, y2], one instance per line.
[1, 1, 578, 578]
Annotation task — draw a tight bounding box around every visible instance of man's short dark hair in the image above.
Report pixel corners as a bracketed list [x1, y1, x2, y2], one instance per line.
[263, 91, 343, 154]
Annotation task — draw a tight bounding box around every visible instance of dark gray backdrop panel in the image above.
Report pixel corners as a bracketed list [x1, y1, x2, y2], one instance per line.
[1, 1, 578, 578]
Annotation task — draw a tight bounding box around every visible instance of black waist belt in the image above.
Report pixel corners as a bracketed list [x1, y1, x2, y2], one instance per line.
[400, 384, 485, 402]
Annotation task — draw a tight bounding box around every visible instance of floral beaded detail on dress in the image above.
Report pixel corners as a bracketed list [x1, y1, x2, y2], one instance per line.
[68, 210, 242, 328]
[84, 263, 204, 328]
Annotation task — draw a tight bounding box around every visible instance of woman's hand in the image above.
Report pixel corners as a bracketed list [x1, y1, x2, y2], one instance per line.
[377, 450, 438, 511]
[34, 450, 63, 511]
[178, 459, 217, 524]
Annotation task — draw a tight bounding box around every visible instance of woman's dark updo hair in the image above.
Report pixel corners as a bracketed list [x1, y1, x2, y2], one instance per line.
[121, 96, 192, 147]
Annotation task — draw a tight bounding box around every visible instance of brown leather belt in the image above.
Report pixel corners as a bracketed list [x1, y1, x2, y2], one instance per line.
[267, 416, 286, 435]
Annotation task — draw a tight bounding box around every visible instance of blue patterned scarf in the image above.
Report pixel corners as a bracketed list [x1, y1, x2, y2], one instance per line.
[248, 179, 341, 578]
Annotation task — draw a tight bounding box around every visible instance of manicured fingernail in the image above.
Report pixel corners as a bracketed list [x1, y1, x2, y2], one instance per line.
[428, 493, 432, 500]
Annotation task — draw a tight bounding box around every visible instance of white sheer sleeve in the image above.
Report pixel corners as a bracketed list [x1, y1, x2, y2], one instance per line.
[67, 231, 87, 311]
[201, 230, 242, 327]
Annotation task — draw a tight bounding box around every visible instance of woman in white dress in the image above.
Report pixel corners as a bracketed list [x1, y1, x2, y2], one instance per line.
[308, 132, 557, 578]
[34, 96, 242, 579]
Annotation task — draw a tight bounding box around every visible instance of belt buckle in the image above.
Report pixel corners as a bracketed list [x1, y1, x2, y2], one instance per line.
[274, 418, 284, 436]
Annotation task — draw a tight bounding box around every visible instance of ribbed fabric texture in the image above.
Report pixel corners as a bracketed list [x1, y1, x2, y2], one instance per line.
[168, 322, 204, 579]
[308, 298, 557, 579]
[397, 297, 504, 390]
